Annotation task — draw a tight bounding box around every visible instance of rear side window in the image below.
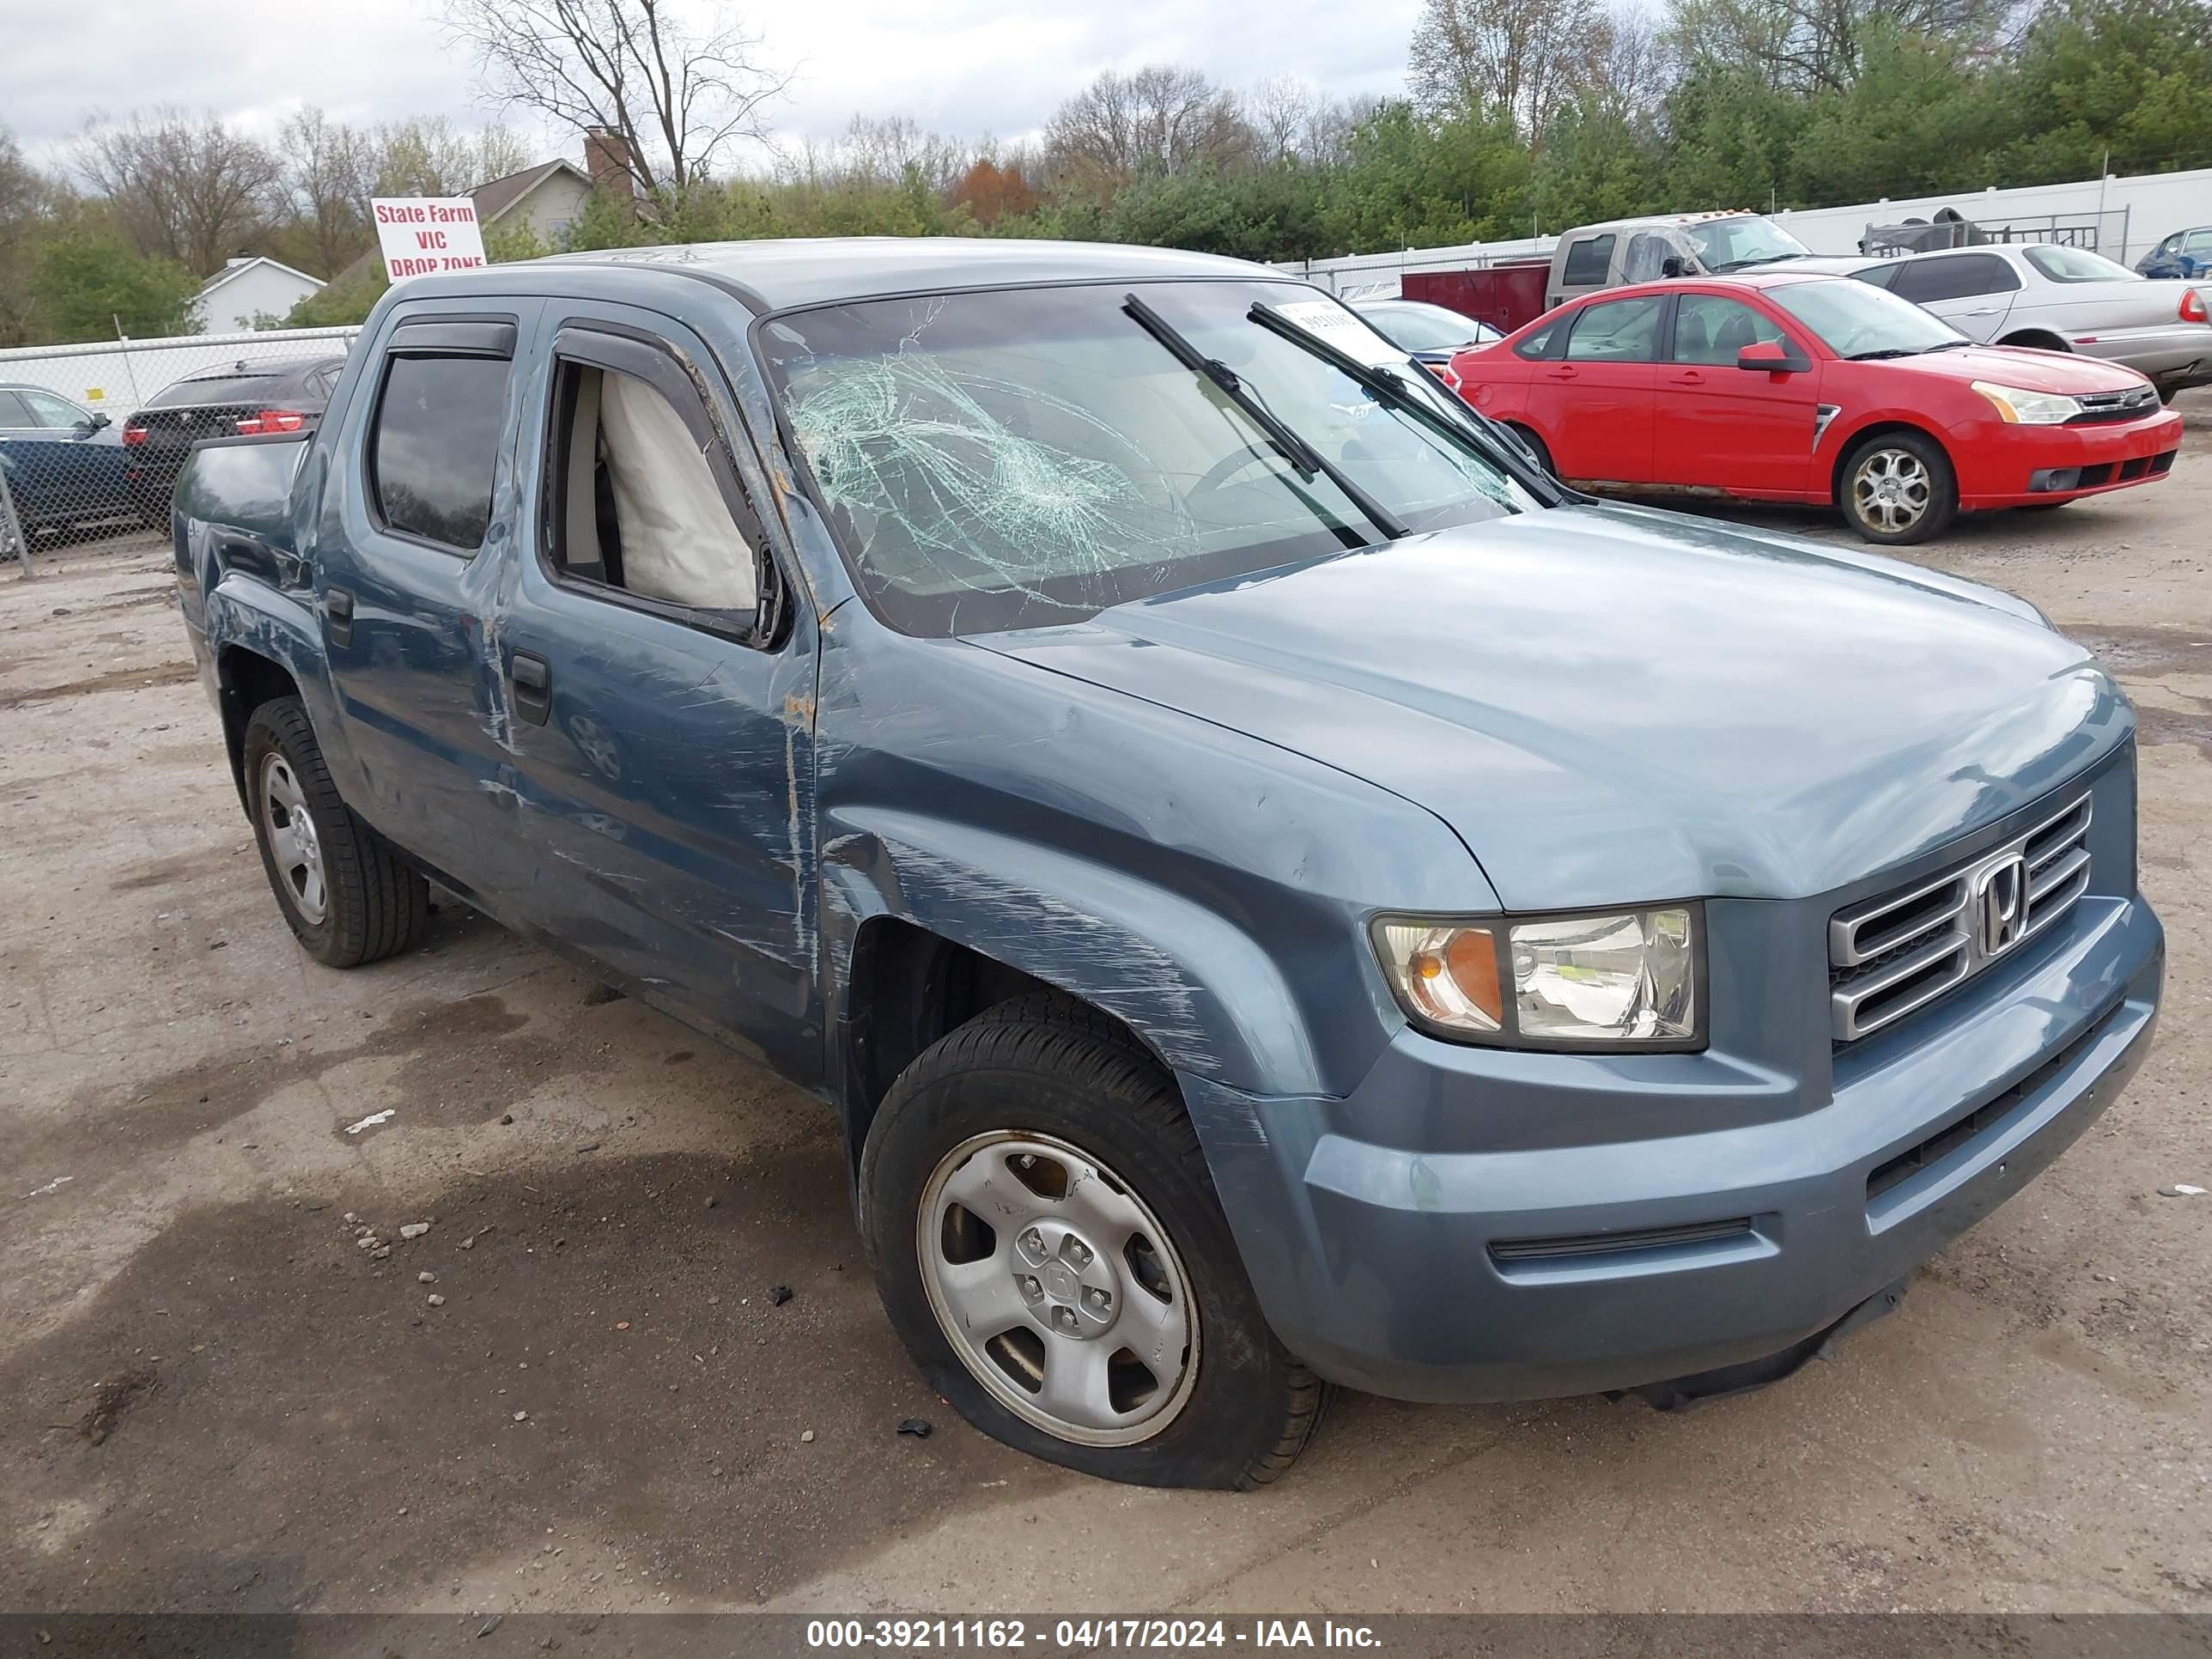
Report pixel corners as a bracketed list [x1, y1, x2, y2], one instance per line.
[370, 355, 512, 552]
[1892, 254, 2017, 302]
[1854, 263, 1902, 289]
[1565, 295, 1664, 362]
[1515, 314, 1565, 360]
[1561, 235, 1615, 288]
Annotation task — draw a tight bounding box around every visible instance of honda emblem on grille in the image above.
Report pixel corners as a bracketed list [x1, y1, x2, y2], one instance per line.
[1974, 854, 2029, 958]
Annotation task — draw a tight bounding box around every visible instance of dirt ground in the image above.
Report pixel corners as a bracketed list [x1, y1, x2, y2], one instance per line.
[3, 418, 2209, 1620]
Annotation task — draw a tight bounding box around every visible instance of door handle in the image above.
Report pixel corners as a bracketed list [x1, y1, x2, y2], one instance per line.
[325, 587, 354, 648]
[1547, 366, 1578, 380]
[1962, 307, 1999, 317]
[509, 651, 551, 726]
[1667, 371, 1705, 386]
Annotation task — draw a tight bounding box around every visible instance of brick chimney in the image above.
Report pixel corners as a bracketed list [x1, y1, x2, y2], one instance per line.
[583, 126, 636, 222]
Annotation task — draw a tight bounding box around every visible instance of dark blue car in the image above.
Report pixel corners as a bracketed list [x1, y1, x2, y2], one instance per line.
[165, 238, 2163, 1489]
[0, 382, 142, 543]
[2138, 226, 2212, 280]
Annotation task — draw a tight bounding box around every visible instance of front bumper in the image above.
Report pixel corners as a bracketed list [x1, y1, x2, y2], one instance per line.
[1957, 410, 2184, 508]
[1185, 893, 2162, 1404]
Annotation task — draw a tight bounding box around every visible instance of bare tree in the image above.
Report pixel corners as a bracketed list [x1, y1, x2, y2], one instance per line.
[1251, 75, 1319, 162]
[1408, 0, 1613, 135]
[279, 106, 377, 276]
[366, 117, 532, 212]
[1663, 0, 2005, 91]
[1044, 65, 1255, 189]
[441, 0, 791, 203]
[76, 107, 281, 275]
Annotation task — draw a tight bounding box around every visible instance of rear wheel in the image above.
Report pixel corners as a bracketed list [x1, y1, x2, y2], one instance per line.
[1505, 422, 1555, 477]
[243, 698, 428, 968]
[860, 994, 1326, 1489]
[1839, 431, 1957, 545]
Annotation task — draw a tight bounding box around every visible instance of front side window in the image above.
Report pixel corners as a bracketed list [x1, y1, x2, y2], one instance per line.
[0, 390, 34, 428]
[2022, 244, 2136, 283]
[1561, 235, 1615, 288]
[760, 280, 1538, 637]
[21, 391, 87, 428]
[1620, 234, 1669, 283]
[2183, 231, 2212, 257]
[1564, 295, 1664, 362]
[547, 360, 759, 612]
[1672, 295, 1787, 364]
[370, 354, 511, 552]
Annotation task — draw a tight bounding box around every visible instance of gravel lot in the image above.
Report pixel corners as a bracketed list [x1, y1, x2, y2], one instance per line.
[3, 421, 2209, 1619]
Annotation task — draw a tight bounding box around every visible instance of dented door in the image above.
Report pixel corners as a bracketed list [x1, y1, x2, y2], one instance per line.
[493, 300, 822, 1079]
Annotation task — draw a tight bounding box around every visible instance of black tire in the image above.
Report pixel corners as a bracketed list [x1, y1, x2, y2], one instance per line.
[1505, 422, 1556, 477]
[242, 697, 428, 968]
[1838, 429, 1958, 545]
[860, 994, 1326, 1490]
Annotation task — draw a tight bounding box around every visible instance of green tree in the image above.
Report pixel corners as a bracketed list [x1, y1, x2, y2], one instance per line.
[29, 229, 200, 342]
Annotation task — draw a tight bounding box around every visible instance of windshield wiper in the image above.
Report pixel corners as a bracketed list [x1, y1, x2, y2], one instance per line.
[1919, 339, 1979, 353]
[1122, 293, 1407, 542]
[1244, 301, 1559, 501]
[1846, 347, 1918, 361]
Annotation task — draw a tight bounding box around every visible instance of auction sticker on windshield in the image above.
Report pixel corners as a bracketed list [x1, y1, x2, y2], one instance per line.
[1273, 301, 1404, 368]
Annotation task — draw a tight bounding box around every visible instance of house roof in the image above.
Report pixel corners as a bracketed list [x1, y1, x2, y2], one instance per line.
[197, 256, 326, 299]
[473, 159, 595, 225]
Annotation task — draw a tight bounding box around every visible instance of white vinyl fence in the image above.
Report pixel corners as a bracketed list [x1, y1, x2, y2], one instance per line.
[1283, 163, 2212, 295]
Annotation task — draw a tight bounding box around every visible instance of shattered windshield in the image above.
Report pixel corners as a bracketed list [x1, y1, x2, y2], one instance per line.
[760, 279, 1535, 635]
[1688, 217, 1811, 272]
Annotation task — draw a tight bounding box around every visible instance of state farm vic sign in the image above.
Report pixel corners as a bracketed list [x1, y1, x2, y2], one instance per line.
[372, 198, 489, 281]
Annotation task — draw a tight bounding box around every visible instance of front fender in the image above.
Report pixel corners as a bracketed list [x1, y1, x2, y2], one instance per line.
[819, 811, 1322, 1097]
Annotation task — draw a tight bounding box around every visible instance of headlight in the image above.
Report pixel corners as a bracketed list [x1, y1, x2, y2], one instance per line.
[1971, 381, 2081, 425]
[1371, 905, 1704, 1051]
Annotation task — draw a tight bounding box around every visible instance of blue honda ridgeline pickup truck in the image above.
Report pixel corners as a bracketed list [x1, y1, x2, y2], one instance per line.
[172, 239, 2163, 1489]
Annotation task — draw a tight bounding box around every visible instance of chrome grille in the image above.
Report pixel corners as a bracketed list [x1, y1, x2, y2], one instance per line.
[1829, 794, 2092, 1042]
[2066, 386, 2160, 425]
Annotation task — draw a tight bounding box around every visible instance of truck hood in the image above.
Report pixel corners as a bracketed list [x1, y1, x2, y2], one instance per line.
[975, 505, 2129, 909]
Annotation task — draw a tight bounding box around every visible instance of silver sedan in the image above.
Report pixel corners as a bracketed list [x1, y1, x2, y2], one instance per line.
[1849, 243, 2212, 402]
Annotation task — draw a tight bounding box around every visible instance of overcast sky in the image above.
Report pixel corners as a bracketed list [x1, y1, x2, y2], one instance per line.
[4, 0, 1425, 168]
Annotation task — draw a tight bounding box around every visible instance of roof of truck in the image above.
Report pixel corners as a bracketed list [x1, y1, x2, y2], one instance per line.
[519, 236, 1273, 312]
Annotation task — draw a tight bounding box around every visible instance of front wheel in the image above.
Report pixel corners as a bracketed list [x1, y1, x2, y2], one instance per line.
[860, 995, 1326, 1489]
[1839, 431, 1957, 545]
[243, 697, 429, 967]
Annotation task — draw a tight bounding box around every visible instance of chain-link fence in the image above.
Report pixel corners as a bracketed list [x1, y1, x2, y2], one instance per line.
[0, 325, 360, 567]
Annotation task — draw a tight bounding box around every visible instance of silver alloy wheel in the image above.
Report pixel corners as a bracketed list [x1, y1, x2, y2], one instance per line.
[259, 752, 327, 924]
[1850, 447, 1932, 534]
[917, 1130, 1200, 1446]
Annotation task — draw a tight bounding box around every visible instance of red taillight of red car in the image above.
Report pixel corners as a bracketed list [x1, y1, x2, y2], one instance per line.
[236, 409, 307, 435]
[2183, 289, 2209, 324]
[1433, 361, 1464, 393]
[121, 422, 148, 446]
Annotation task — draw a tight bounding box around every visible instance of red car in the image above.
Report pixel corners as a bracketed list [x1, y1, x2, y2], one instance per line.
[1449, 272, 2185, 544]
